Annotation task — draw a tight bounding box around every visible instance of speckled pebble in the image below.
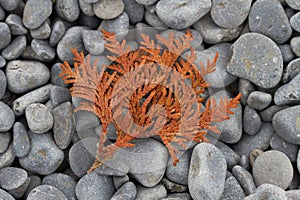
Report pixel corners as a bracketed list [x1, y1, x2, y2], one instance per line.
[0, 22, 11, 50]
[0, 70, 6, 99]
[31, 39, 55, 61]
[215, 141, 240, 170]
[93, 0, 124, 19]
[232, 165, 256, 195]
[243, 105, 261, 135]
[12, 122, 30, 157]
[111, 181, 137, 200]
[49, 19, 67, 46]
[55, 0, 80, 22]
[27, 185, 67, 200]
[291, 36, 300, 57]
[123, 0, 144, 24]
[82, 30, 105, 55]
[30, 21, 51, 40]
[286, 0, 300, 10]
[0, 101, 15, 132]
[279, 44, 295, 63]
[0, 189, 14, 200]
[50, 86, 71, 108]
[270, 133, 298, 162]
[282, 58, 300, 83]
[0, 145, 15, 169]
[221, 176, 245, 200]
[136, 184, 167, 200]
[0, 133, 10, 154]
[1, 35, 27, 60]
[0, 167, 27, 190]
[5, 14, 28, 35]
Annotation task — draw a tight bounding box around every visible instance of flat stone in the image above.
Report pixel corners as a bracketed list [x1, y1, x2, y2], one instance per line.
[0, 101, 15, 132]
[27, 185, 67, 200]
[1, 35, 27, 60]
[93, 0, 124, 19]
[12, 122, 30, 157]
[5, 14, 28, 35]
[55, 0, 80, 22]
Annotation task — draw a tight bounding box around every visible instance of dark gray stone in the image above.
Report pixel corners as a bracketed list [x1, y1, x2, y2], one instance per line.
[12, 122, 30, 157]
[0, 167, 27, 190]
[244, 184, 287, 200]
[0, 70, 6, 99]
[123, 0, 144, 24]
[279, 44, 295, 63]
[55, 0, 80, 22]
[0, 0, 21, 11]
[215, 141, 240, 170]
[111, 181, 137, 200]
[5, 14, 28, 35]
[93, 0, 124, 19]
[136, 184, 167, 200]
[282, 58, 300, 83]
[0, 133, 10, 154]
[49, 19, 67, 46]
[0, 101, 15, 132]
[232, 165, 256, 195]
[243, 105, 261, 135]
[50, 86, 71, 108]
[31, 39, 55, 61]
[221, 176, 245, 200]
[0, 5, 4, 21]
[0, 22, 11, 50]
[82, 30, 105, 55]
[270, 133, 298, 162]
[51, 63, 68, 87]
[27, 185, 67, 200]
[1, 35, 27, 60]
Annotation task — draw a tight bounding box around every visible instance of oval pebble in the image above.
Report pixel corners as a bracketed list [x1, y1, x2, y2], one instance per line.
[286, 0, 300, 10]
[1, 35, 27, 60]
[232, 165, 256, 195]
[55, 0, 80, 22]
[0, 133, 10, 154]
[93, 0, 124, 19]
[49, 19, 66, 46]
[27, 185, 67, 200]
[12, 122, 30, 157]
[0, 22, 11, 50]
[5, 14, 28, 35]
[247, 91, 272, 110]
[31, 39, 56, 61]
[0, 70, 6, 99]
[111, 181, 137, 200]
[0, 101, 15, 132]
[243, 105, 261, 135]
[282, 58, 300, 83]
[0, 189, 14, 200]
[0, 167, 27, 190]
[136, 184, 167, 200]
[244, 184, 287, 200]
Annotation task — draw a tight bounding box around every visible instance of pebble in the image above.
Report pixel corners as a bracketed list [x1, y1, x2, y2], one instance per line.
[30, 21, 51, 40]
[8, 177, 31, 199]
[123, 0, 144, 24]
[290, 12, 300, 33]
[31, 39, 55, 61]
[49, 19, 67, 46]
[95, 159, 129, 176]
[55, 0, 80, 22]
[232, 165, 256, 195]
[0, 5, 4, 21]
[82, 30, 105, 55]
[286, 0, 300, 10]
[113, 175, 129, 189]
[244, 184, 287, 200]
[0, 145, 15, 169]
[12, 84, 52, 116]
[25, 103, 53, 134]
[193, 14, 242, 44]
[259, 105, 288, 122]
[27, 185, 67, 200]
[0, 55, 5, 68]
[0, 133, 10, 154]
[144, 10, 168, 29]
[0, 101, 15, 132]
[1, 35, 27, 60]
[239, 155, 250, 171]
[286, 190, 300, 200]
[42, 173, 77, 200]
[270, 133, 298, 162]
[93, 0, 124, 19]
[166, 192, 191, 200]
[221, 176, 245, 200]
[73, 110, 100, 133]
[78, 0, 94, 16]
[19, 131, 64, 175]
[291, 36, 300, 57]
[24, 175, 42, 198]
[0, 0, 20, 11]
[23, 0, 52, 29]
[249, 149, 263, 168]
[0, 70, 6, 99]
[238, 78, 255, 106]
[135, 0, 158, 5]
[110, 181, 137, 200]
[78, 14, 101, 29]
[274, 74, 300, 106]
[0, 22, 11, 50]
[227, 33, 283, 88]
[156, 0, 211, 29]
[50, 85, 71, 108]
[53, 102, 74, 150]
[215, 141, 240, 170]
[51, 63, 68, 87]
[272, 105, 300, 144]
[12, 122, 30, 157]
[6, 60, 50, 94]
[161, 178, 187, 193]
[211, 0, 252, 28]
[282, 58, 300, 83]
[188, 142, 227, 200]
[279, 44, 295, 63]
[75, 172, 115, 200]
[0, 189, 14, 200]
[5, 14, 28, 35]
[243, 105, 261, 135]
[0, 167, 27, 190]
[247, 91, 272, 110]
[136, 184, 167, 200]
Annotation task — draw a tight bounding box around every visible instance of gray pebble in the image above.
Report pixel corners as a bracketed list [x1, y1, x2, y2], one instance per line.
[73, 110, 100, 133]
[30, 21, 51, 39]
[8, 177, 31, 199]
[193, 14, 242, 44]
[233, 123, 274, 156]
[144, 10, 168, 29]
[111, 181, 137, 200]
[156, 0, 211, 29]
[55, 0, 80, 22]
[244, 184, 287, 200]
[12, 122, 30, 157]
[123, 0, 144, 24]
[0, 189, 14, 200]
[82, 30, 105, 55]
[239, 155, 250, 171]
[22, 46, 52, 62]
[51, 63, 68, 87]
[6, 60, 50, 94]
[0, 22, 11, 50]
[215, 141, 240, 170]
[19, 131, 64, 175]
[243, 105, 261, 135]
[0, 101, 15, 132]
[227, 33, 283, 88]
[12, 84, 52, 116]
[75, 172, 115, 200]
[42, 173, 77, 200]
[5, 14, 28, 35]
[282, 58, 300, 83]
[291, 36, 300, 57]
[0, 5, 4, 21]
[211, 0, 252, 28]
[95, 159, 129, 176]
[24, 175, 41, 198]
[78, 14, 101, 29]
[49, 19, 67, 46]
[1, 35, 26, 60]
[249, 149, 263, 168]
[0, 145, 14, 169]
[166, 192, 191, 200]
[113, 175, 129, 189]
[25, 103, 53, 134]
[78, 0, 94, 16]
[31, 39, 56, 61]
[286, 0, 300, 10]
[259, 105, 288, 122]
[0, 167, 27, 190]
[135, 0, 158, 5]
[93, 0, 124, 19]
[0, 70, 6, 99]
[27, 185, 67, 200]
[0, 55, 5, 68]
[232, 165, 256, 195]
[221, 176, 245, 200]
[23, 0, 52, 29]
[53, 102, 74, 149]
[188, 142, 227, 200]
[136, 184, 167, 200]
[247, 91, 272, 110]
[50, 86, 71, 108]
[161, 178, 187, 193]
[291, 12, 300, 33]
[270, 133, 298, 162]
[82, 0, 99, 3]
[238, 78, 255, 106]
[0, 132, 10, 154]
[279, 44, 295, 63]
[253, 150, 293, 189]
[0, 0, 21, 11]
[274, 74, 300, 105]
[273, 105, 300, 144]
[286, 190, 300, 200]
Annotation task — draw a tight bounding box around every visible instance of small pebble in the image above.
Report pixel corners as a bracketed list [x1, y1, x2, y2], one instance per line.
[249, 149, 263, 167]
[286, 0, 300, 10]
[30, 21, 51, 40]
[232, 165, 256, 195]
[238, 78, 255, 106]
[215, 141, 240, 170]
[93, 0, 124, 19]
[0, 69, 6, 99]
[111, 181, 137, 200]
[279, 44, 295, 63]
[27, 185, 67, 200]
[136, 184, 167, 200]
[247, 91, 272, 110]
[291, 36, 300, 57]
[0, 133, 10, 154]
[1, 35, 27, 60]
[0, 167, 28, 190]
[82, 30, 105, 55]
[270, 133, 298, 162]
[221, 176, 245, 200]
[243, 105, 261, 135]
[49, 19, 67, 46]
[0, 0, 21, 11]
[0, 101, 15, 132]
[78, 0, 94, 16]
[12, 122, 30, 157]
[31, 39, 56, 61]
[259, 105, 288, 122]
[282, 58, 300, 83]
[161, 178, 187, 193]
[0, 22, 11, 50]
[244, 184, 287, 200]
[50, 85, 71, 107]
[0, 55, 5, 68]
[123, 0, 144, 24]
[55, 0, 80, 22]
[5, 14, 28, 35]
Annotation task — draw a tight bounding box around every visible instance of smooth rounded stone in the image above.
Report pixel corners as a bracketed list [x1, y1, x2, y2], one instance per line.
[0, 55, 5, 68]
[82, 30, 105, 55]
[0, 0, 20, 11]
[42, 173, 76, 200]
[6, 60, 50, 94]
[22, 0, 52, 29]
[78, 0, 94, 16]
[25, 103, 53, 134]
[0, 101, 15, 132]
[253, 150, 293, 189]
[136, 184, 167, 200]
[188, 143, 227, 200]
[291, 36, 300, 57]
[24, 175, 41, 198]
[93, 0, 124, 19]
[286, 0, 300, 10]
[274, 74, 300, 106]
[144, 10, 168, 29]
[279, 44, 295, 63]
[30, 21, 51, 40]
[73, 109, 100, 133]
[5, 14, 28, 35]
[19, 131, 64, 175]
[95, 159, 129, 176]
[161, 178, 187, 193]
[239, 80, 255, 105]
[0, 133, 10, 154]
[111, 182, 137, 200]
[78, 14, 101, 29]
[76, 172, 115, 200]
[0, 22, 11, 50]
[233, 123, 274, 156]
[166, 192, 191, 200]
[239, 155, 250, 171]
[0, 70, 6, 99]
[211, 0, 252, 29]
[57, 26, 88, 64]
[0, 144, 14, 168]
[156, 0, 211, 30]
[193, 14, 242, 44]
[49, 20, 67, 46]
[123, 0, 144, 24]
[50, 86, 71, 108]
[282, 58, 300, 83]
[221, 176, 245, 200]
[113, 175, 129, 189]
[270, 133, 298, 162]
[8, 177, 31, 199]
[55, 0, 80, 22]
[136, 0, 158, 5]
[243, 105, 261, 135]
[215, 141, 240, 170]
[12, 84, 52, 116]
[12, 122, 30, 157]
[0, 167, 27, 190]
[291, 12, 300, 33]
[51, 63, 68, 87]
[1, 35, 26, 60]
[166, 149, 191, 185]
[31, 39, 55, 61]
[227, 33, 283, 88]
[259, 105, 288, 122]
[286, 190, 300, 200]
[99, 12, 129, 41]
[273, 106, 300, 144]
[27, 185, 67, 200]
[22, 46, 53, 62]
[245, 184, 287, 200]
[232, 165, 256, 195]
[249, 0, 292, 44]
[249, 149, 263, 168]
[0, 189, 14, 200]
